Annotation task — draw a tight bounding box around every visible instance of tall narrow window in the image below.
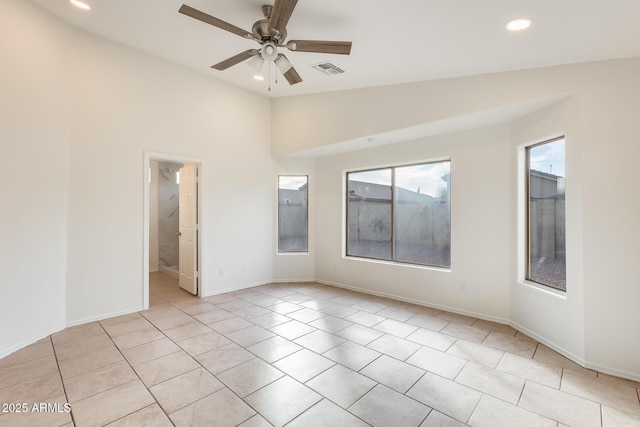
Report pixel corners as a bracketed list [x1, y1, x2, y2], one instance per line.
[278, 176, 308, 253]
[347, 161, 451, 268]
[526, 137, 566, 291]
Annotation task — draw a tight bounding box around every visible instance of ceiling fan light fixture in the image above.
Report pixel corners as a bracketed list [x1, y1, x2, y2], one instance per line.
[179, 2, 353, 87]
[248, 54, 265, 73]
[274, 54, 293, 74]
[70, 0, 91, 10]
[253, 75, 265, 81]
[506, 17, 533, 31]
[261, 42, 279, 62]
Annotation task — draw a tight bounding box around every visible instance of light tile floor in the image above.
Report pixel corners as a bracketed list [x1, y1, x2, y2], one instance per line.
[1, 272, 640, 426]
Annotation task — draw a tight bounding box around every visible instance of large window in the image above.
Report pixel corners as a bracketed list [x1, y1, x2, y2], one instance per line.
[526, 137, 566, 291]
[346, 161, 451, 268]
[278, 176, 308, 253]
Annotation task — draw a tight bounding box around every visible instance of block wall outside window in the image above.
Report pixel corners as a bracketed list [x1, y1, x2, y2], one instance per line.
[346, 161, 451, 268]
[278, 176, 308, 253]
[526, 137, 566, 291]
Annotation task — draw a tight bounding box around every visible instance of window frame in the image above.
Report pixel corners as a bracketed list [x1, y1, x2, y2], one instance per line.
[525, 136, 566, 291]
[345, 160, 451, 269]
[277, 175, 309, 254]
[345, 167, 394, 262]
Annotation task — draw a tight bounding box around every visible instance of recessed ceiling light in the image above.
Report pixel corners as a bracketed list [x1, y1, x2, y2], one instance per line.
[70, 0, 91, 10]
[506, 17, 533, 31]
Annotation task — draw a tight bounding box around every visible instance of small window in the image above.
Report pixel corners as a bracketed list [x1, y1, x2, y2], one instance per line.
[346, 161, 451, 268]
[526, 137, 566, 291]
[278, 176, 308, 253]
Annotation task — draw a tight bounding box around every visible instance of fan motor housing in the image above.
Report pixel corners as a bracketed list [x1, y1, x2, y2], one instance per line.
[252, 20, 287, 42]
[252, 5, 286, 42]
[252, 19, 270, 40]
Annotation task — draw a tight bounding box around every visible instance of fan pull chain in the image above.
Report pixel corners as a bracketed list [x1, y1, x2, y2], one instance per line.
[268, 62, 272, 92]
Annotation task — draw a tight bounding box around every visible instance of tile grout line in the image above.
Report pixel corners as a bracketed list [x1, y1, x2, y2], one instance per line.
[0, 352, 57, 387]
[157, 290, 290, 425]
[464, 389, 483, 425]
[149, 288, 254, 423]
[148, 286, 271, 422]
[93, 320, 176, 426]
[599, 403, 604, 427]
[48, 335, 76, 426]
[285, 398, 374, 427]
[118, 289, 218, 415]
[203, 287, 400, 425]
[31, 276, 636, 426]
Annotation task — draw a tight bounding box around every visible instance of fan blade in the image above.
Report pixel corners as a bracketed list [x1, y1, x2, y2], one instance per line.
[212, 49, 259, 71]
[269, 0, 298, 36]
[283, 66, 302, 85]
[287, 40, 352, 55]
[274, 54, 302, 85]
[179, 4, 253, 39]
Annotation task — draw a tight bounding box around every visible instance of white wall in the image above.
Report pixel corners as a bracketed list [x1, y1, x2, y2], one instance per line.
[510, 64, 640, 380]
[3, 0, 639, 381]
[0, 0, 275, 352]
[578, 64, 640, 379]
[271, 64, 580, 158]
[65, 24, 273, 323]
[510, 97, 586, 366]
[0, 0, 69, 357]
[273, 58, 640, 380]
[315, 126, 512, 321]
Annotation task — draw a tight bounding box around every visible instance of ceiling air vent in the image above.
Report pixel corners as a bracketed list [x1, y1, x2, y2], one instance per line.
[312, 62, 345, 76]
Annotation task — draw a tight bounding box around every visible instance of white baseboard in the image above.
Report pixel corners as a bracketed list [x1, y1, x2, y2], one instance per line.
[316, 278, 511, 325]
[203, 279, 273, 297]
[271, 277, 316, 283]
[511, 320, 640, 382]
[509, 320, 587, 366]
[66, 306, 144, 328]
[583, 361, 640, 383]
[316, 278, 640, 382]
[1, 308, 142, 360]
[5, 276, 637, 383]
[0, 324, 66, 360]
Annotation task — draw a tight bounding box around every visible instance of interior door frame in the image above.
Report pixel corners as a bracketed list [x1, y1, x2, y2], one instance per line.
[143, 151, 205, 308]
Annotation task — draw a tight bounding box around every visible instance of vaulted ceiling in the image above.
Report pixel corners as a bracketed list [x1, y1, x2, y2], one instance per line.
[31, 0, 640, 97]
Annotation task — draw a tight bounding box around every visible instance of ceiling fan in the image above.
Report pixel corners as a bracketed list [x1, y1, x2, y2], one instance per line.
[179, 0, 352, 85]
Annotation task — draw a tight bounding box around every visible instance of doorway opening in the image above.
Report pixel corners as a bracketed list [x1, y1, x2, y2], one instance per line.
[152, 160, 183, 279]
[143, 152, 204, 309]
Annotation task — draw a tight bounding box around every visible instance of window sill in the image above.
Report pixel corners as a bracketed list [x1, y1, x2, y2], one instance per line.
[520, 280, 567, 299]
[344, 255, 451, 273]
[277, 252, 309, 256]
